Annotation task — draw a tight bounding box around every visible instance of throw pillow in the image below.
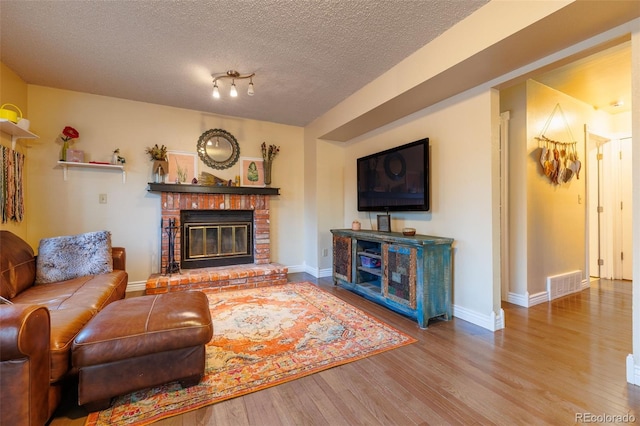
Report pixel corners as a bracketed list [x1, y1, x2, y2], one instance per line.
[35, 231, 113, 284]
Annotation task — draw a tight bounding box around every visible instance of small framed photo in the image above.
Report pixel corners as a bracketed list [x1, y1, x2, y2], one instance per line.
[167, 151, 197, 184]
[67, 149, 84, 163]
[239, 157, 265, 187]
[377, 214, 391, 232]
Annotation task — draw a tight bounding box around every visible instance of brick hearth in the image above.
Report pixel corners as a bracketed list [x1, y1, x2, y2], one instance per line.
[146, 263, 288, 294]
[145, 187, 287, 294]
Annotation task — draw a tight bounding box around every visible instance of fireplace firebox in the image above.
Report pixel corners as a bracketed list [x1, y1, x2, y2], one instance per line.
[180, 210, 254, 269]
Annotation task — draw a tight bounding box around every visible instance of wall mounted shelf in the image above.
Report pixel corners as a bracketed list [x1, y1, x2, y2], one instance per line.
[0, 119, 39, 149]
[57, 161, 126, 183]
[147, 182, 279, 195]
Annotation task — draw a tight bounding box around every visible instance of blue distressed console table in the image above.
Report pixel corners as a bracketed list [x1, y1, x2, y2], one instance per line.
[331, 229, 453, 328]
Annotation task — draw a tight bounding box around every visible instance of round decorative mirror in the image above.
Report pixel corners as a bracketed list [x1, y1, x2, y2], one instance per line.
[196, 128, 240, 170]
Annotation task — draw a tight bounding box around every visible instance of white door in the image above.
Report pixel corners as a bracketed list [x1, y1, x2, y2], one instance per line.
[589, 134, 633, 280]
[618, 137, 632, 280]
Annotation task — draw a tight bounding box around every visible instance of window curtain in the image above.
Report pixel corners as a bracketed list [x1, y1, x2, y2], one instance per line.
[1, 145, 25, 223]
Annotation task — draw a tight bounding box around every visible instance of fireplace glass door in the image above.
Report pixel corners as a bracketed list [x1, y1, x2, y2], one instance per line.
[181, 209, 254, 269]
[188, 223, 250, 258]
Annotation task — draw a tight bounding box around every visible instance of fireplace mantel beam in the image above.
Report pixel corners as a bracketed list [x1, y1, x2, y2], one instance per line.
[148, 183, 279, 195]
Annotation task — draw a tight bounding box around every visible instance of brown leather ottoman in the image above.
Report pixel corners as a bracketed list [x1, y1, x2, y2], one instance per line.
[72, 291, 213, 412]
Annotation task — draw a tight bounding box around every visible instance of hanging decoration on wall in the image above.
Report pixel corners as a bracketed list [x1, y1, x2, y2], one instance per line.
[0, 145, 25, 223]
[535, 103, 581, 185]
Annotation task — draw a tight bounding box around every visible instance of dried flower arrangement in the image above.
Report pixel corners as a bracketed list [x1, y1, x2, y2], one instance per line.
[145, 144, 167, 161]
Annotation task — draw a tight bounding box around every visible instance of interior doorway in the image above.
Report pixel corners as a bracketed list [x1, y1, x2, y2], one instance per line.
[587, 132, 633, 280]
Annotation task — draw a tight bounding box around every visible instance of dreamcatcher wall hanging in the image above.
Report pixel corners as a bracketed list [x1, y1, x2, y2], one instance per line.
[535, 103, 581, 185]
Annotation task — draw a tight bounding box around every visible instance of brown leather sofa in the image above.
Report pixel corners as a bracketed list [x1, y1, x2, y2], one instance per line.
[0, 231, 128, 426]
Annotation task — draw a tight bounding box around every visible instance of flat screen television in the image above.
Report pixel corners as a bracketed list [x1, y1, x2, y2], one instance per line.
[357, 138, 429, 212]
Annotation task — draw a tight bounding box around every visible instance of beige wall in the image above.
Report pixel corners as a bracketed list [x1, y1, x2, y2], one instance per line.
[504, 80, 614, 302]
[0, 63, 29, 239]
[24, 86, 305, 284]
[304, 6, 639, 333]
[334, 88, 499, 326]
[501, 82, 528, 297]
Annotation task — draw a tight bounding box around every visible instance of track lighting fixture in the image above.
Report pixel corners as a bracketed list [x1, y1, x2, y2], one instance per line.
[211, 70, 255, 99]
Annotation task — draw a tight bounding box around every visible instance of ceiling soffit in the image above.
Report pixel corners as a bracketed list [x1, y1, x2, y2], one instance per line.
[320, 0, 640, 142]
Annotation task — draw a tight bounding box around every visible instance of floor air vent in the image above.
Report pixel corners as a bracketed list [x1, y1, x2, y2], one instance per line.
[547, 270, 583, 301]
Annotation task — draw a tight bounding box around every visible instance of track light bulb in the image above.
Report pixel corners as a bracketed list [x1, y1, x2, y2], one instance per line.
[212, 83, 220, 99]
[230, 81, 238, 97]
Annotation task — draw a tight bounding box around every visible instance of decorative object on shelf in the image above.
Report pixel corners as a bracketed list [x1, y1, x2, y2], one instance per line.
[239, 157, 265, 187]
[66, 149, 84, 163]
[261, 142, 280, 186]
[402, 227, 416, 236]
[146, 144, 168, 183]
[198, 171, 228, 186]
[377, 214, 391, 232]
[535, 103, 581, 185]
[211, 70, 255, 99]
[16, 118, 30, 131]
[167, 151, 197, 184]
[197, 128, 240, 170]
[57, 126, 80, 162]
[0, 103, 22, 123]
[111, 148, 126, 165]
[352, 220, 361, 231]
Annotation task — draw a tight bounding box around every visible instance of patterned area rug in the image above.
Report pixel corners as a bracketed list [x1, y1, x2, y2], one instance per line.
[86, 282, 416, 426]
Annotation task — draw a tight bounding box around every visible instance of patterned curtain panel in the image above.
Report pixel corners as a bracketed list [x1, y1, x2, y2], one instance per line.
[1, 145, 25, 223]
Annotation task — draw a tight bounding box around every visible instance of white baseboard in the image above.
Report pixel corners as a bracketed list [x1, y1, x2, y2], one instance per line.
[507, 279, 590, 308]
[507, 291, 547, 307]
[300, 263, 332, 278]
[285, 264, 306, 274]
[627, 354, 640, 386]
[506, 292, 528, 307]
[453, 305, 505, 331]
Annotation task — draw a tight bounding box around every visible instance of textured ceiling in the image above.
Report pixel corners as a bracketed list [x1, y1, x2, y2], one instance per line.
[0, 0, 488, 127]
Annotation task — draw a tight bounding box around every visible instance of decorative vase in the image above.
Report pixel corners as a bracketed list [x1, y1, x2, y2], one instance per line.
[264, 160, 272, 186]
[152, 160, 168, 184]
[60, 141, 69, 161]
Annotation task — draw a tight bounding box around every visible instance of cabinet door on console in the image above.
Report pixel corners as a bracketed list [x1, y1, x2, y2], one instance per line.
[333, 235, 352, 282]
[382, 244, 417, 309]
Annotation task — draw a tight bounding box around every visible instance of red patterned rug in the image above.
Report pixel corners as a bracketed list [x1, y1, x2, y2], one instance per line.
[85, 282, 416, 425]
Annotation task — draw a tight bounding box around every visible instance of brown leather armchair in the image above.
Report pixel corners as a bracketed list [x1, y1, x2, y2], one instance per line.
[0, 231, 128, 426]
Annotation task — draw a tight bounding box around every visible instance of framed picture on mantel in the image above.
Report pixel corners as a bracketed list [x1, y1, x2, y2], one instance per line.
[167, 151, 197, 184]
[239, 157, 265, 187]
[377, 214, 391, 232]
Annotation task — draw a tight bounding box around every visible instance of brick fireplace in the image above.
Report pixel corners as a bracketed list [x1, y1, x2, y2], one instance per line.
[145, 184, 287, 294]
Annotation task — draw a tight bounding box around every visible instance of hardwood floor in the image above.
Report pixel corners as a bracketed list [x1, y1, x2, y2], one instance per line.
[50, 275, 639, 425]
